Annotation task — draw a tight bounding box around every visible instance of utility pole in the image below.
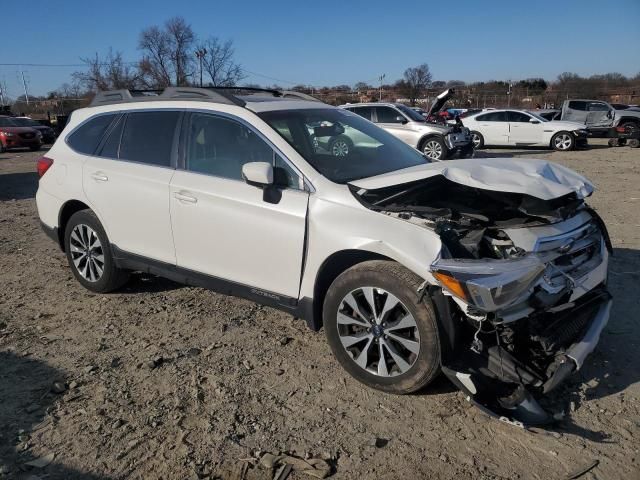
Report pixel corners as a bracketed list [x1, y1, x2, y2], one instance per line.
[0, 81, 5, 107]
[507, 81, 512, 108]
[195, 49, 207, 87]
[21, 71, 30, 105]
[378, 74, 385, 101]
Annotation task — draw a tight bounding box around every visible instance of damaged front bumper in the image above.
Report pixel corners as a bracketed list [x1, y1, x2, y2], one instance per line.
[430, 212, 612, 426]
[441, 289, 611, 426]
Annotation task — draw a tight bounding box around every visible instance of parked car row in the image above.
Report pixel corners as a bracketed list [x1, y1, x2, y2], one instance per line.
[340, 89, 474, 161]
[0, 115, 56, 153]
[36, 86, 612, 425]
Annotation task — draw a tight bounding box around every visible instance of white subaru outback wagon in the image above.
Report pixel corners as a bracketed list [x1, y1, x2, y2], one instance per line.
[36, 87, 612, 425]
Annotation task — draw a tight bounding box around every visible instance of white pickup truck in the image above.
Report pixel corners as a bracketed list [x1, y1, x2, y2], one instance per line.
[559, 99, 640, 135]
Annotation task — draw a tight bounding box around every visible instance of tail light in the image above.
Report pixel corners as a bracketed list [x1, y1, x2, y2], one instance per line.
[37, 156, 54, 178]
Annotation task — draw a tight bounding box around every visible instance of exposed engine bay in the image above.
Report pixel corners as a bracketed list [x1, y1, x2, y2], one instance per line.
[352, 174, 613, 425]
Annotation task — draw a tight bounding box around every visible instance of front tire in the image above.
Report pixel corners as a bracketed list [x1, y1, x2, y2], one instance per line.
[328, 135, 353, 157]
[422, 136, 448, 161]
[551, 131, 575, 151]
[323, 260, 441, 394]
[64, 209, 129, 293]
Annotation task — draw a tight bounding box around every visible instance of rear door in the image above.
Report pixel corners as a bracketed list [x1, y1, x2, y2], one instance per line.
[82, 110, 180, 264]
[473, 111, 509, 145]
[169, 111, 309, 298]
[507, 111, 542, 145]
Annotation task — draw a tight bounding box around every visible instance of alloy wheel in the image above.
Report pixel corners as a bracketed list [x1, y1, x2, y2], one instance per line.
[336, 287, 420, 377]
[69, 224, 104, 282]
[471, 133, 482, 149]
[331, 140, 349, 156]
[423, 140, 443, 160]
[554, 133, 573, 150]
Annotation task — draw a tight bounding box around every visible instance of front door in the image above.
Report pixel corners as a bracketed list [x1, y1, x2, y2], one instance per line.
[374, 106, 414, 145]
[169, 112, 309, 299]
[508, 111, 542, 145]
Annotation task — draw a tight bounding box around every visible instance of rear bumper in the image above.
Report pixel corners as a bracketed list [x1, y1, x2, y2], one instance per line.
[40, 220, 60, 246]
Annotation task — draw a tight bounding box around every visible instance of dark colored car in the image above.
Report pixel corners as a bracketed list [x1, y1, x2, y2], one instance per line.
[0, 116, 42, 152]
[12, 117, 56, 143]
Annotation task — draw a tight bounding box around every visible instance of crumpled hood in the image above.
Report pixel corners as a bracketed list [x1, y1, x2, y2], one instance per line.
[349, 158, 594, 200]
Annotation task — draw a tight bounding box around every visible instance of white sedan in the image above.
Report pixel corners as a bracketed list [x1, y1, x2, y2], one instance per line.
[462, 109, 589, 151]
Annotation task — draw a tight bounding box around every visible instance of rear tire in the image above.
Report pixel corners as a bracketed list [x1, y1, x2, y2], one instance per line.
[470, 131, 484, 149]
[64, 209, 129, 293]
[323, 260, 441, 394]
[551, 131, 575, 151]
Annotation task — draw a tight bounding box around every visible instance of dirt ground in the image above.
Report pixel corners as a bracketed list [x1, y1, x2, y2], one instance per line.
[1, 139, 639, 480]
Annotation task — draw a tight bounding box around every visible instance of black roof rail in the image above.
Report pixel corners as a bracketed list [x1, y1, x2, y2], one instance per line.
[280, 90, 322, 102]
[89, 87, 245, 107]
[89, 86, 322, 107]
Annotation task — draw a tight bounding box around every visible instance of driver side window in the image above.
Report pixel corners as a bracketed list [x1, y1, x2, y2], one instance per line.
[508, 111, 533, 123]
[185, 113, 301, 189]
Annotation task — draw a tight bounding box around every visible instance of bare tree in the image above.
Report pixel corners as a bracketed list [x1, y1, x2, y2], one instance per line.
[138, 25, 172, 88]
[396, 63, 433, 105]
[139, 17, 195, 87]
[198, 37, 244, 87]
[73, 49, 141, 91]
[166, 17, 195, 86]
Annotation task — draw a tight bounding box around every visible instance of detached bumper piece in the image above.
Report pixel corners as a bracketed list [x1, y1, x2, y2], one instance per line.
[443, 288, 612, 426]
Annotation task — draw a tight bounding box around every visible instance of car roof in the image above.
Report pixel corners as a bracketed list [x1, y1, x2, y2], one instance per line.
[340, 102, 399, 108]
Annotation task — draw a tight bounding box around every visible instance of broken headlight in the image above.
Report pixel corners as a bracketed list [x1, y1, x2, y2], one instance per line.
[431, 256, 545, 311]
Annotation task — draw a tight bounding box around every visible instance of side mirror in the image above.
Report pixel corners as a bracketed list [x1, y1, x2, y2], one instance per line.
[529, 118, 540, 124]
[242, 162, 273, 187]
[396, 116, 408, 124]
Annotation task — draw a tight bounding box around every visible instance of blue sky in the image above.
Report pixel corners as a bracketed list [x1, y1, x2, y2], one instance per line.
[1, 0, 639, 97]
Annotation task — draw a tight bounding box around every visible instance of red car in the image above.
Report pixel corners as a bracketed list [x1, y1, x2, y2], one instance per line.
[0, 116, 43, 152]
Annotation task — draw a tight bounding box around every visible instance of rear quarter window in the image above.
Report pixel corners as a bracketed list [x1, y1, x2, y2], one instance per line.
[67, 114, 117, 154]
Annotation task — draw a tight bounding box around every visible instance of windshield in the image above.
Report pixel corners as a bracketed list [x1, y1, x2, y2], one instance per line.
[528, 112, 548, 122]
[0, 117, 18, 127]
[396, 104, 426, 122]
[13, 118, 40, 127]
[259, 108, 428, 183]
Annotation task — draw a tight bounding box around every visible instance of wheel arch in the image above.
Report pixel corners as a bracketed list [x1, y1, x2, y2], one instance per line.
[550, 130, 573, 149]
[57, 199, 92, 251]
[306, 249, 392, 330]
[417, 133, 443, 151]
[618, 116, 640, 127]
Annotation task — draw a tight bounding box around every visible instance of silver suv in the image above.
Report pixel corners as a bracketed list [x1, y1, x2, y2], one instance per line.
[341, 90, 473, 161]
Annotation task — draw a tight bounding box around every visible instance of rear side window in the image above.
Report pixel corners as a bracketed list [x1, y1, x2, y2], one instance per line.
[476, 111, 507, 122]
[99, 116, 125, 159]
[118, 111, 180, 167]
[588, 102, 609, 111]
[348, 106, 374, 121]
[67, 114, 116, 154]
[568, 101, 588, 111]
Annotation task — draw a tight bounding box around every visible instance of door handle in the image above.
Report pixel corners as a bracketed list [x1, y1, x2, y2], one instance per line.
[174, 191, 198, 204]
[91, 172, 108, 182]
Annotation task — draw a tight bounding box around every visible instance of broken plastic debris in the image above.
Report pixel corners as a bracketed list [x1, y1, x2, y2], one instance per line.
[24, 452, 55, 468]
[260, 453, 331, 479]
